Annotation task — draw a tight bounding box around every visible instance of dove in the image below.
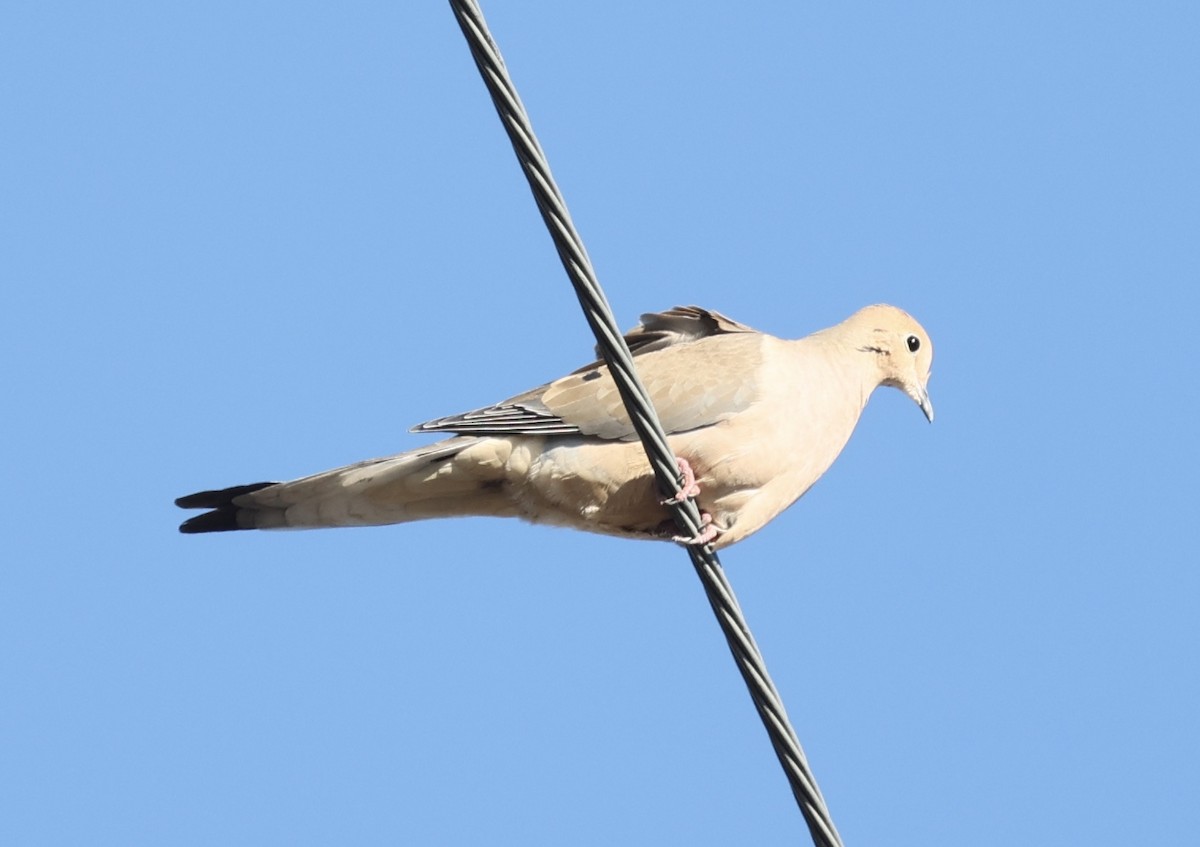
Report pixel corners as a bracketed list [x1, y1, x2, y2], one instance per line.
[176, 304, 933, 549]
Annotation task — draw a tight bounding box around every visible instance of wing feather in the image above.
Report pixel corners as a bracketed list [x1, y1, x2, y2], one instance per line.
[412, 306, 764, 440]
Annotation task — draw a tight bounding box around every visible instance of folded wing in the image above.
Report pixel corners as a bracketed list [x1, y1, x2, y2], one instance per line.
[413, 306, 764, 441]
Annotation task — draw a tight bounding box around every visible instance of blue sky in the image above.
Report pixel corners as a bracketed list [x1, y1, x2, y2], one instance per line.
[3, 2, 1197, 844]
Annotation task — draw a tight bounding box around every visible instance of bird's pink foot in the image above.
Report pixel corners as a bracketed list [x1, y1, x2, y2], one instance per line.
[661, 457, 702, 505]
[672, 511, 722, 547]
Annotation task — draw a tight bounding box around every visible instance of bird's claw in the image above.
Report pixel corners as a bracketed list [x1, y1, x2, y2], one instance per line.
[661, 457, 702, 505]
[672, 512, 723, 547]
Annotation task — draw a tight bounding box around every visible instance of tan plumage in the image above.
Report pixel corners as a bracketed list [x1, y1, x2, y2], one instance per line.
[176, 304, 934, 549]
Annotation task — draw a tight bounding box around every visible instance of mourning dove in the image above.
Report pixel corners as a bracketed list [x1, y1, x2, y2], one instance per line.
[176, 304, 934, 549]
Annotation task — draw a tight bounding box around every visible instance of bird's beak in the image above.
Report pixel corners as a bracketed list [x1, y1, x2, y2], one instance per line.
[914, 385, 934, 423]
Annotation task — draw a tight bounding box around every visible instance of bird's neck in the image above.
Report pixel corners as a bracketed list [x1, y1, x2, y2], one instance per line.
[799, 332, 885, 411]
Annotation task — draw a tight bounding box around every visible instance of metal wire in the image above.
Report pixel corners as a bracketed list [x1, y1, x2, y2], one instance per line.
[448, 3, 845, 844]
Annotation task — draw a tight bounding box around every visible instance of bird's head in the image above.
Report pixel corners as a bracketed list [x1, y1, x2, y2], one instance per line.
[847, 304, 934, 422]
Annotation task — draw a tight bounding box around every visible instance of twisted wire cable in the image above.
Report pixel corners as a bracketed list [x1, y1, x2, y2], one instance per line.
[449, 3, 845, 844]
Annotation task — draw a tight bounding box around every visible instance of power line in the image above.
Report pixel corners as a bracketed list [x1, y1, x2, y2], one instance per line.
[448, 3, 845, 844]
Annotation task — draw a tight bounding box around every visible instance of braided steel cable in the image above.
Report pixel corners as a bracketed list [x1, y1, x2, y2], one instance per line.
[448, 3, 844, 844]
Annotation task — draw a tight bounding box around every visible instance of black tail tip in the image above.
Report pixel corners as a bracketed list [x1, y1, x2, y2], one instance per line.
[179, 509, 243, 534]
[175, 482, 276, 510]
[175, 482, 277, 534]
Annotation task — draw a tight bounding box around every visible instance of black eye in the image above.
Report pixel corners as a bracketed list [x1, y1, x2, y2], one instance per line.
[906, 335, 920, 353]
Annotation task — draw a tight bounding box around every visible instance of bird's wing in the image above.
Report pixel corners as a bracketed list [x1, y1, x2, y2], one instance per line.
[606, 305, 760, 356]
[413, 306, 765, 441]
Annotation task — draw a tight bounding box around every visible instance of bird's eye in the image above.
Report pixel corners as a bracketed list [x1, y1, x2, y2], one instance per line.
[906, 335, 920, 353]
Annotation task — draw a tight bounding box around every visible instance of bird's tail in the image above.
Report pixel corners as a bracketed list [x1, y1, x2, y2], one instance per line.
[176, 436, 515, 533]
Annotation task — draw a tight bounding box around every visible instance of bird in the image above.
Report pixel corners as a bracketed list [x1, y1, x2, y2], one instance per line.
[176, 304, 934, 549]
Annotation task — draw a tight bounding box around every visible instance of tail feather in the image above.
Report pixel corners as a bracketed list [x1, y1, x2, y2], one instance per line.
[175, 482, 277, 511]
[179, 499, 272, 534]
[175, 437, 509, 534]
